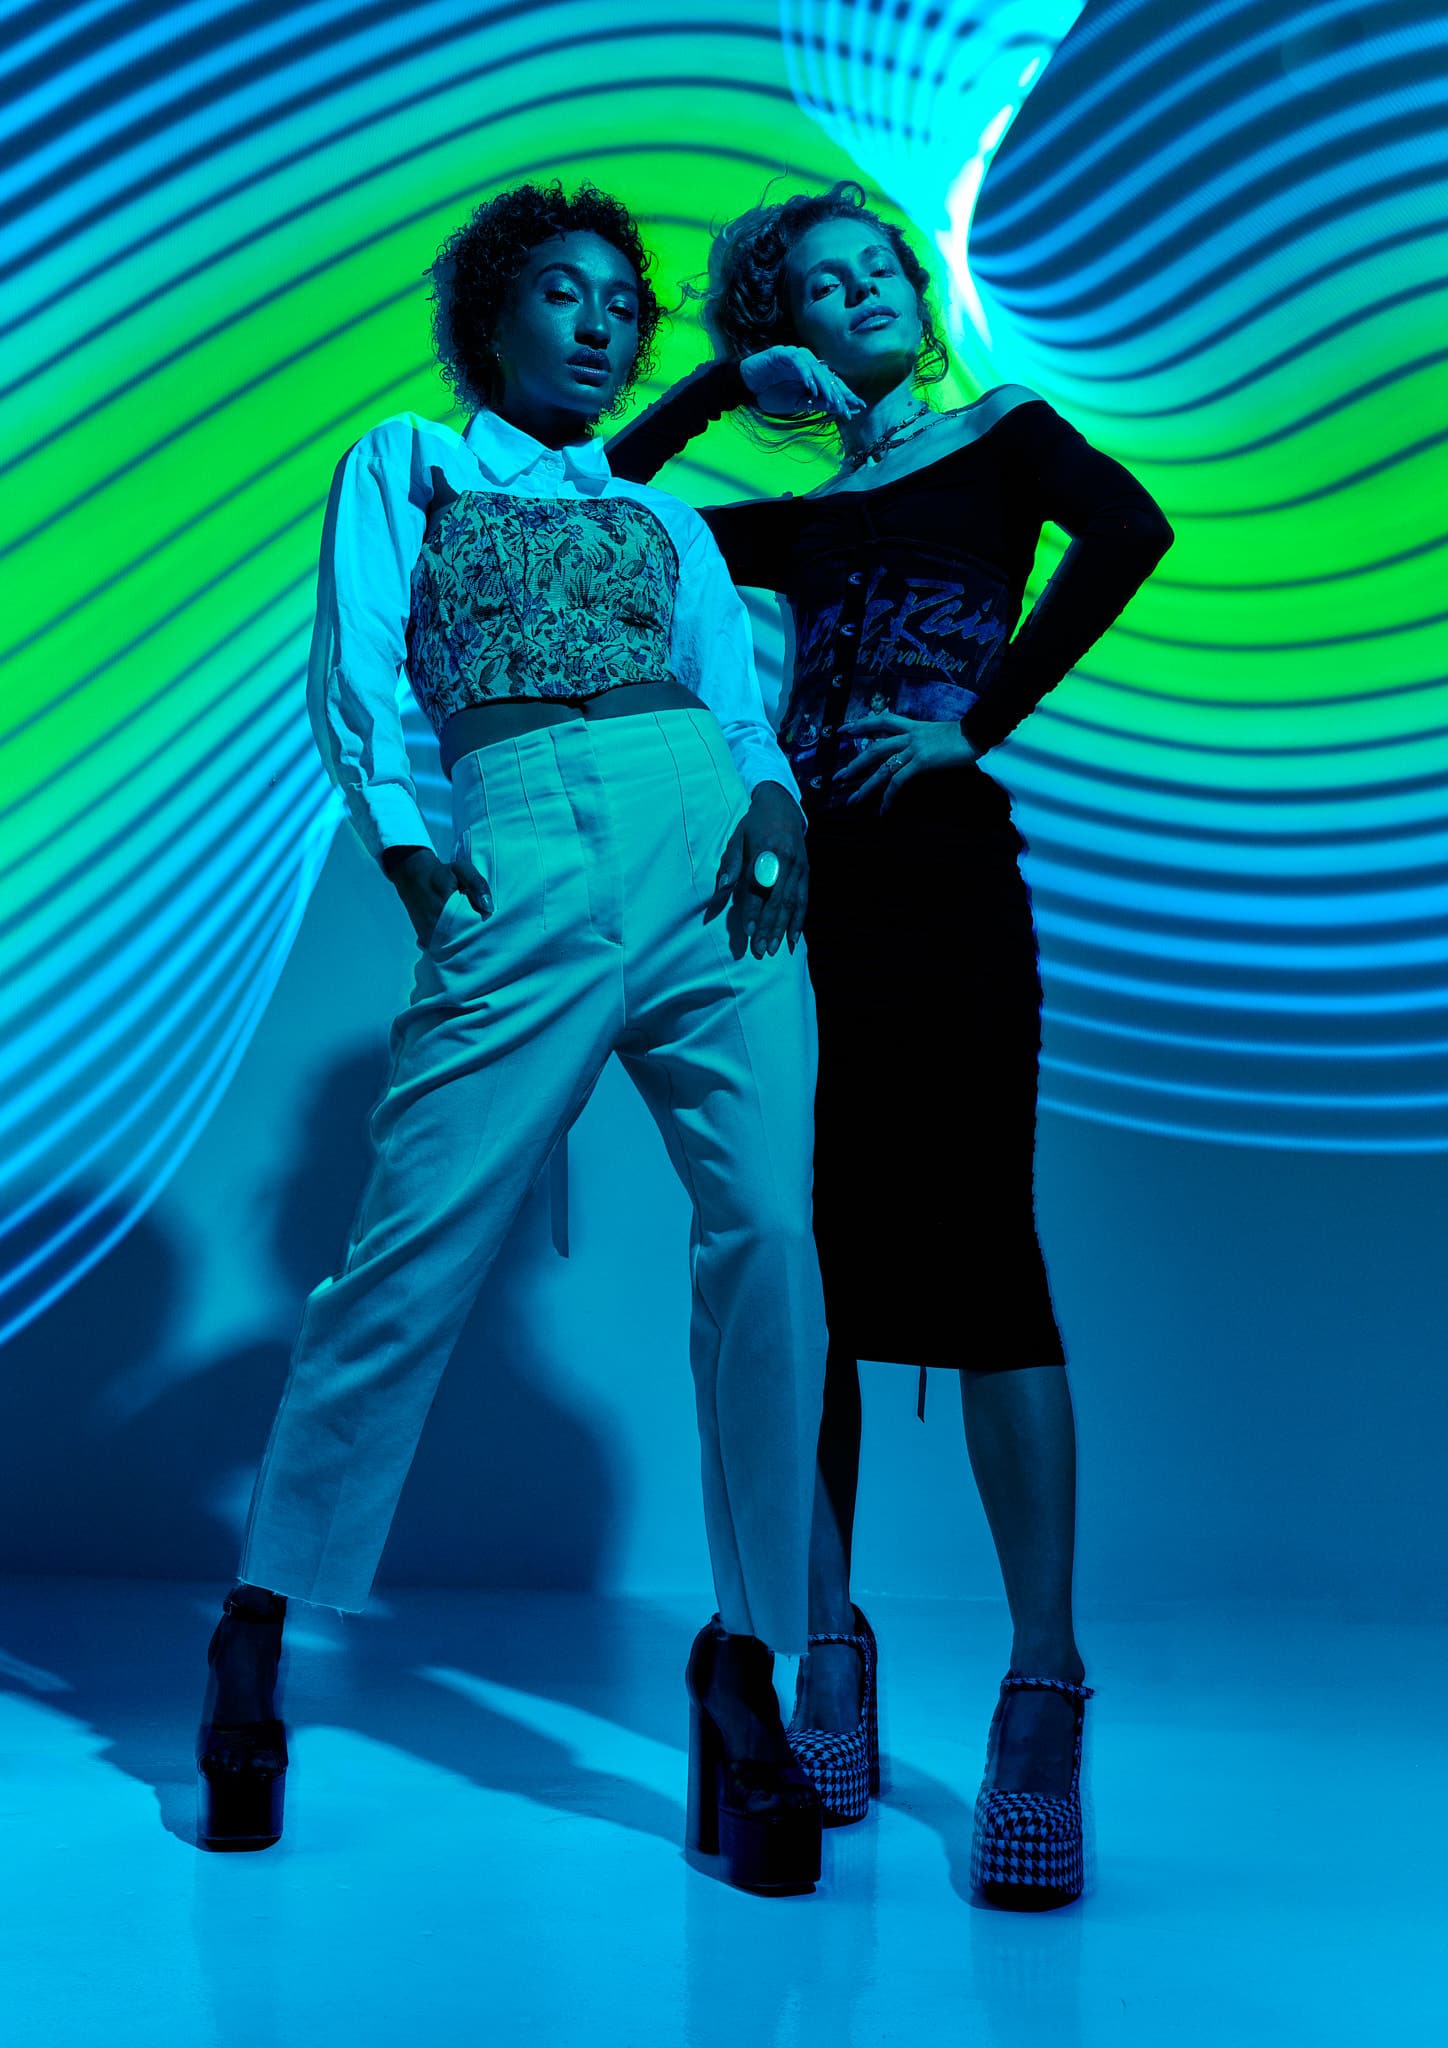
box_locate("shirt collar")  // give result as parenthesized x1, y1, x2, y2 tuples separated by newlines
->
(464, 407, 612, 494)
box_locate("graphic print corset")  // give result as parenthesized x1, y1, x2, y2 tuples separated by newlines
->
(405, 478, 681, 730)
(779, 536, 1014, 816)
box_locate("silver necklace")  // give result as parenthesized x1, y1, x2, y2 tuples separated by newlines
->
(840, 399, 937, 473)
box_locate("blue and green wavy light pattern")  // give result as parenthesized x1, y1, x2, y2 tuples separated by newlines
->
(2, 0, 1445, 1346)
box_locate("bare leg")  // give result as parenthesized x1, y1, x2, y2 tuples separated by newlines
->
(960, 1365, 1086, 1793)
(795, 1352, 1087, 1772)
(795, 1339, 867, 1730)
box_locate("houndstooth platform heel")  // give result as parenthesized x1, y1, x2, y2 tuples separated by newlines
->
(786, 1605, 880, 1826)
(970, 1672, 1095, 1908)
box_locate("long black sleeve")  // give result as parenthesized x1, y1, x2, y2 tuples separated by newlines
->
(961, 401, 1174, 759)
(606, 357, 795, 594)
(606, 358, 749, 483)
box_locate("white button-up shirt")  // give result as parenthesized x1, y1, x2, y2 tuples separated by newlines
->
(308, 405, 801, 858)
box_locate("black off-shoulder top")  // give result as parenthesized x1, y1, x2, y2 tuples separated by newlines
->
(607, 358, 1174, 823)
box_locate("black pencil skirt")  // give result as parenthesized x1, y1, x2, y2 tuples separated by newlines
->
(801, 773, 1066, 1394)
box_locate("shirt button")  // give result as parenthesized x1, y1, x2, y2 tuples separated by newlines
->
(840, 623, 857, 637)
(830, 676, 844, 690)
(809, 775, 822, 789)
(822, 725, 834, 736)
(847, 571, 863, 586)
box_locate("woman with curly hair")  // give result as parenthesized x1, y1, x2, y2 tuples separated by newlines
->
(608, 178, 1174, 1907)
(195, 179, 830, 1894)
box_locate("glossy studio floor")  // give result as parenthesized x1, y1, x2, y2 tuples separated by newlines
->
(3, 1580, 1443, 2047)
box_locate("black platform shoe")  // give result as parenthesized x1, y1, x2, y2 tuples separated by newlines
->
(684, 1617, 822, 1895)
(196, 1586, 289, 1851)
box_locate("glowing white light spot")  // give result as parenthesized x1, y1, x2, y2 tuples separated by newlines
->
(939, 159, 994, 346)
(979, 100, 1016, 153)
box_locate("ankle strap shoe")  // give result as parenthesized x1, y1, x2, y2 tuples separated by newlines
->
(786, 1605, 880, 1826)
(970, 1671, 1095, 1909)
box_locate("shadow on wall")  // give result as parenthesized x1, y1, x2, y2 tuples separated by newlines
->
(0, 1047, 618, 1597)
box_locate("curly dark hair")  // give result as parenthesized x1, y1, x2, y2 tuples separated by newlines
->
(690, 178, 951, 451)
(428, 178, 666, 423)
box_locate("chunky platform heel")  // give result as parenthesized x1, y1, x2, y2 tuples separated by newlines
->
(970, 1672, 1094, 1909)
(786, 1604, 879, 1826)
(196, 1588, 289, 1851)
(684, 1618, 822, 1894)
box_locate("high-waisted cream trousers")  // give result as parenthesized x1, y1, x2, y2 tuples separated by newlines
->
(239, 710, 827, 1651)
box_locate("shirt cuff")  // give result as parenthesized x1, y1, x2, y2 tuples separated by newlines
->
(350, 784, 436, 864)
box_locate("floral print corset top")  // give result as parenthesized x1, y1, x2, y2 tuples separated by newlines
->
(405, 477, 679, 727)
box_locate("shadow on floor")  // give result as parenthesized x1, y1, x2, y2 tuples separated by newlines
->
(0, 1037, 703, 1848)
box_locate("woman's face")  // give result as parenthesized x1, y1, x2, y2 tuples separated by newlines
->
(783, 218, 923, 393)
(491, 228, 642, 425)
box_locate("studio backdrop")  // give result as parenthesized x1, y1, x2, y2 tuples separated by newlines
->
(3, 0, 1445, 1612)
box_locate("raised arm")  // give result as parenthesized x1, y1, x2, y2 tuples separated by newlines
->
(961, 399, 1175, 759)
(608, 352, 837, 595)
(607, 358, 749, 484)
(609, 358, 790, 593)
(307, 416, 433, 860)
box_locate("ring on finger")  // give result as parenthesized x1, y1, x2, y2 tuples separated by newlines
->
(752, 849, 781, 890)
